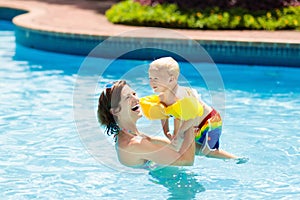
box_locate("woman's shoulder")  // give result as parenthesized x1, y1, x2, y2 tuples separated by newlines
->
(118, 134, 150, 150)
(116, 138, 149, 167)
(127, 135, 170, 154)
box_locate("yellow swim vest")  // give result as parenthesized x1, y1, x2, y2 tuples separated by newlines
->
(140, 94, 204, 120)
(139, 95, 168, 120)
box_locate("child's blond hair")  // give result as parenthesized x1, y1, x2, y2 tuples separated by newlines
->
(150, 57, 180, 78)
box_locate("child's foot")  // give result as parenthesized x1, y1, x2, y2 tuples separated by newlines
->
(235, 157, 249, 164)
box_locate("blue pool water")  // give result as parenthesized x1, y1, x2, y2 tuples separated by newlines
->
(1, 20, 300, 199)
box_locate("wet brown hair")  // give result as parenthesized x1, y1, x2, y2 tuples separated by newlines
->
(97, 80, 127, 136)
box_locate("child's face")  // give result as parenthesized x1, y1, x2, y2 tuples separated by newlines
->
(148, 67, 173, 93)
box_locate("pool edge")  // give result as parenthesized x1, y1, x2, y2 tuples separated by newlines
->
(1, 6, 300, 67)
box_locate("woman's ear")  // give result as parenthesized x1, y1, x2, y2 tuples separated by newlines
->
(110, 107, 120, 116)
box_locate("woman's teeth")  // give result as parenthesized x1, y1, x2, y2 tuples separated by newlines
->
(131, 105, 139, 111)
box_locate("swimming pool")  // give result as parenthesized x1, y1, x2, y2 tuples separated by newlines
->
(1, 20, 300, 199)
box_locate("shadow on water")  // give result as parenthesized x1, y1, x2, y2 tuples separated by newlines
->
(13, 43, 147, 78)
(0, 19, 15, 30)
(0, 21, 83, 75)
(148, 167, 205, 200)
(13, 44, 84, 75)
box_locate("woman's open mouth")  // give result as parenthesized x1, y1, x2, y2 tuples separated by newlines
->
(131, 104, 140, 111)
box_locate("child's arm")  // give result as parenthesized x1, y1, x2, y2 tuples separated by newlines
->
(161, 118, 172, 140)
(159, 92, 174, 140)
(162, 117, 188, 141)
(172, 118, 181, 138)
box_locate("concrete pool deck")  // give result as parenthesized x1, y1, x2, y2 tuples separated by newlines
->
(1, 0, 300, 43)
(0, 0, 300, 66)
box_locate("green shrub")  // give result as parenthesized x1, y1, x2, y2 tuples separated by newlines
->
(105, 0, 300, 30)
(135, 0, 300, 11)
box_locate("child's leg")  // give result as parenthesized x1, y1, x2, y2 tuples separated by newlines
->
(198, 128, 237, 159)
(203, 147, 237, 159)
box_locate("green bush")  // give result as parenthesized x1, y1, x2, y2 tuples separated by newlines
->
(105, 0, 300, 30)
(135, 0, 300, 11)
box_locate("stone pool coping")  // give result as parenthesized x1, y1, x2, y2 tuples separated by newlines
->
(0, 0, 300, 66)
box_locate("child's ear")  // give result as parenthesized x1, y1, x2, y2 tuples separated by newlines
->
(169, 75, 175, 82)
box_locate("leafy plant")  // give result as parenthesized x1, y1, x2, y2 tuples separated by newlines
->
(106, 0, 300, 30)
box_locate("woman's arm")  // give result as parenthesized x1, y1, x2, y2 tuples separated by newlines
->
(175, 127, 195, 165)
(132, 127, 195, 166)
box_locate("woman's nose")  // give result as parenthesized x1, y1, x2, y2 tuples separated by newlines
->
(132, 94, 139, 101)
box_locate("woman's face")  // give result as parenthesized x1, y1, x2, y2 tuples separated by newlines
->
(117, 84, 142, 122)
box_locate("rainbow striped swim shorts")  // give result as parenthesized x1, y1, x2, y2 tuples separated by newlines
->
(195, 109, 222, 150)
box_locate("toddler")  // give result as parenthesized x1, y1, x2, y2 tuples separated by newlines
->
(141, 57, 238, 159)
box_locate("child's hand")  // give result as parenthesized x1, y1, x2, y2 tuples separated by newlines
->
(165, 132, 173, 140)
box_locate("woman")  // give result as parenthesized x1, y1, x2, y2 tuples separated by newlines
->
(97, 80, 195, 168)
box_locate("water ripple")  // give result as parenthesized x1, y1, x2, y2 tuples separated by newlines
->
(1, 22, 300, 199)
